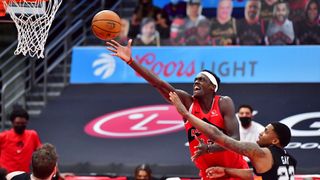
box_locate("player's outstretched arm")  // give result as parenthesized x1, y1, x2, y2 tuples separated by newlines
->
(169, 92, 268, 161)
(206, 167, 254, 180)
(106, 39, 192, 105)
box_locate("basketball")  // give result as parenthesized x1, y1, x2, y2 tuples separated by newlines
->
(91, 10, 121, 41)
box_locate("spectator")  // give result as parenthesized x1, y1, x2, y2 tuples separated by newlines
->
(6, 143, 58, 180)
(155, 10, 170, 39)
(296, 0, 320, 44)
(210, 0, 237, 45)
(163, 0, 187, 21)
(237, 105, 264, 143)
(115, 18, 130, 45)
(185, 19, 215, 45)
(266, 1, 295, 45)
(288, 0, 308, 23)
(168, 18, 186, 45)
(169, 0, 207, 45)
(134, 17, 160, 46)
(237, 0, 266, 45)
(128, 0, 162, 38)
(134, 164, 152, 180)
(0, 107, 41, 173)
(183, 0, 207, 30)
(260, 0, 278, 22)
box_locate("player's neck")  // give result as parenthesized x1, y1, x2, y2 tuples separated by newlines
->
(198, 94, 215, 114)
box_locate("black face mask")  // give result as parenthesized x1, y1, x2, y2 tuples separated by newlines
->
(239, 117, 252, 128)
(14, 125, 26, 135)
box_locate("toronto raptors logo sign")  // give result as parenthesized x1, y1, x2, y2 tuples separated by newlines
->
(85, 105, 184, 138)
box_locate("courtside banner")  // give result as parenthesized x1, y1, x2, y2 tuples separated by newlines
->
(70, 46, 320, 83)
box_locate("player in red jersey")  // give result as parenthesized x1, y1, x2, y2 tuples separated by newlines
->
(106, 39, 249, 180)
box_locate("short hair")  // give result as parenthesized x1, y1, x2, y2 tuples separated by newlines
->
(201, 69, 221, 87)
(140, 17, 155, 29)
(9, 107, 29, 122)
(270, 122, 291, 147)
(273, 1, 290, 17)
(135, 164, 152, 179)
(32, 143, 58, 179)
(238, 104, 253, 113)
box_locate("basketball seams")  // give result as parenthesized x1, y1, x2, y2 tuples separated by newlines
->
(92, 19, 121, 25)
(91, 25, 121, 33)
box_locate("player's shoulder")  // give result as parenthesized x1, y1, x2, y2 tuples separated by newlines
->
(218, 95, 234, 104)
(0, 129, 12, 138)
(25, 129, 39, 136)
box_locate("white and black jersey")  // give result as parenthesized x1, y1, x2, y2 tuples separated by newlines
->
(254, 145, 297, 180)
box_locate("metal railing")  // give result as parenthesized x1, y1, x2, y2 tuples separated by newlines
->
(0, 0, 123, 131)
(1, 20, 86, 130)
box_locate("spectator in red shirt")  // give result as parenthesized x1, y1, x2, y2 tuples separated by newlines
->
(0, 107, 41, 173)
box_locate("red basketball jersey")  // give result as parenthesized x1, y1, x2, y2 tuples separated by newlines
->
(185, 95, 248, 180)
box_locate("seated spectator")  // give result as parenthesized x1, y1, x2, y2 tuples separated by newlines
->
(288, 0, 308, 23)
(183, 0, 207, 30)
(266, 1, 295, 45)
(134, 17, 160, 46)
(186, 19, 215, 46)
(260, 0, 278, 22)
(167, 18, 186, 45)
(134, 164, 152, 180)
(6, 143, 58, 180)
(163, 0, 187, 21)
(128, 0, 162, 38)
(169, 0, 207, 45)
(237, 0, 266, 45)
(115, 18, 130, 45)
(210, 0, 237, 45)
(296, 0, 320, 44)
(155, 10, 170, 39)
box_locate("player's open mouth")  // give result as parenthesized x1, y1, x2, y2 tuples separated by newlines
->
(194, 86, 201, 92)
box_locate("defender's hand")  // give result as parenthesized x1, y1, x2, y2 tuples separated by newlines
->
(191, 136, 208, 161)
(206, 166, 226, 178)
(169, 92, 188, 117)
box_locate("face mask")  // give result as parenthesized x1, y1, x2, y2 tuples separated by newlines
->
(239, 117, 252, 128)
(171, 0, 180, 5)
(14, 125, 26, 134)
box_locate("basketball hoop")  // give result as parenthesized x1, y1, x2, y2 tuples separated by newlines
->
(1, 0, 62, 59)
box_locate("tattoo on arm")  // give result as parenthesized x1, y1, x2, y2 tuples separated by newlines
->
(221, 138, 265, 159)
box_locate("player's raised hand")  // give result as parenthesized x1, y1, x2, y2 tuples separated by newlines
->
(206, 166, 226, 178)
(106, 39, 132, 63)
(191, 136, 208, 161)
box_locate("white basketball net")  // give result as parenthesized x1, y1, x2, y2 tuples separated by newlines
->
(3, 0, 62, 59)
